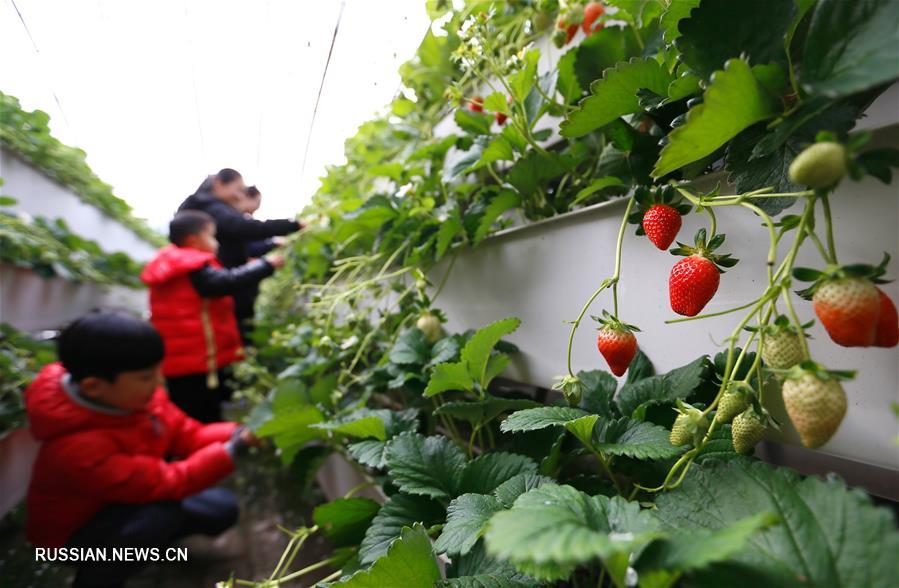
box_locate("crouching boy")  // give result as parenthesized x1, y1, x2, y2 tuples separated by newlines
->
(141, 210, 284, 422)
(25, 310, 257, 588)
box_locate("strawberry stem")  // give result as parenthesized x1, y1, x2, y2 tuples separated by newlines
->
(781, 284, 810, 359)
(564, 196, 635, 376)
(820, 192, 838, 264)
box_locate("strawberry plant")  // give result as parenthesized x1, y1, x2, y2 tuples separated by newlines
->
(224, 0, 899, 585)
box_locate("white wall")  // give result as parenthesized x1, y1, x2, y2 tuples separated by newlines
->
(0, 148, 158, 262)
(433, 129, 899, 473)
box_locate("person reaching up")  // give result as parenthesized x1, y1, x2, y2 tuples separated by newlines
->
(141, 210, 284, 422)
(179, 169, 301, 342)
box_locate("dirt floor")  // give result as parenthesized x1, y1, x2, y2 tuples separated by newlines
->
(0, 450, 336, 588)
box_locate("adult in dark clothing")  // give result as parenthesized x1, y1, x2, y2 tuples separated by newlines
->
(178, 169, 301, 342)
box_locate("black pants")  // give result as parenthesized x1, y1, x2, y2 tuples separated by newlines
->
(66, 487, 239, 588)
(166, 369, 233, 423)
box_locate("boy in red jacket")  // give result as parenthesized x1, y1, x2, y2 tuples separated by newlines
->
(141, 210, 284, 422)
(26, 310, 257, 588)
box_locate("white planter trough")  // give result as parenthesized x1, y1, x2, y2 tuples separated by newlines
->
(433, 125, 899, 497)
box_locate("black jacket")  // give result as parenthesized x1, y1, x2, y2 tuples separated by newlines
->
(178, 190, 300, 268)
(178, 190, 300, 325)
(188, 259, 275, 298)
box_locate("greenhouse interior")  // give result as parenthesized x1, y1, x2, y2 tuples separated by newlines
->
(1, 0, 898, 587)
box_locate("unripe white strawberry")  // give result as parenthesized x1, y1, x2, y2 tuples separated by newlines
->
(788, 142, 847, 188)
(416, 313, 444, 344)
(782, 369, 847, 449)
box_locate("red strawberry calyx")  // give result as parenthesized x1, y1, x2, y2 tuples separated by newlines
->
(670, 228, 739, 273)
(792, 252, 891, 300)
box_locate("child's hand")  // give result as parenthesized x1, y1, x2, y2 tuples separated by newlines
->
(272, 236, 289, 247)
(239, 429, 262, 448)
(265, 253, 285, 268)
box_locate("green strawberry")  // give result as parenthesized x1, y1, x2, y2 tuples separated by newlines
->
(731, 409, 766, 454)
(670, 402, 708, 446)
(715, 382, 751, 423)
(788, 141, 847, 188)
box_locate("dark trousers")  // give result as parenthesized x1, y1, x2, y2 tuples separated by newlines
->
(166, 369, 233, 423)
(66, 488, 239, 588)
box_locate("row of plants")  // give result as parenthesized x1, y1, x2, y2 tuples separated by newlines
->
(0, 324, 55, 437)
(220, 0, 899, 585)
(0, 91, 164, 246)
(1, 191, 144, 288)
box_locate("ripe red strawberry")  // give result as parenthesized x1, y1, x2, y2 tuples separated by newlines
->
(593, 311, 639, 376)
(495, 111, 507, 125)
(468, 97, 484, 112)
(874, 288, 898, 348)
(813, 277, 880, 347)
(582, 2, 605, 34)
(668, 230, 737, 317)
(557, 19, 578, 45)
(670, 256, 719, 317)
(643, 204, 682, 250)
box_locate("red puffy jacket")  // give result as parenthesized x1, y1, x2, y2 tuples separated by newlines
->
(25, 363, 238, 547)
(141, 245, 243, 379)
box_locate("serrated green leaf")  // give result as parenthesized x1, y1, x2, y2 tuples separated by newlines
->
(577, 369, 618, 417)
(458, 452, 537, 495)
(654, 459, 899, 587)
(636, 512, 780, 579)
(509, 49, 540, 103)
(434, 494, 503, 556)
(255, 405, 326, 465)
(336, 524, 439, 587)
(460, 317, 521, 387)
(442, 543, 539, 587)
(313, 498, 381, 547)
(500, 406, 589, 433)
(564, 414, 599, 446)
(561, 58, 673, 138)
(359, 494, 445, 564)
(474, 191, 520, 246)
(556, 47, 582, 104)
(346, 409, 419, 469)
(626, 349, 655, 384)
(570, 177, 626, 207)
(436, 214, 463, 260)
(384, 432, 466, 499)
(455, 109, 493, 136)
(434, 395, 539, 426)
(591, 417, 683, 460)
(484, 484, 660, 581)
(675, 0, 796, 79)
(313, 415, 386, 441)
(800, 0, 899, 98)
(389, 328, 431, 365)
(616, 356, 709, 417)
(574, 26, 641, 91)
(483, 92, 508, 114)
(492, 473, 554, 509)
(653, 59, 779, 178)
(659, 0, 700, 42)
(425, 361, 474, 397)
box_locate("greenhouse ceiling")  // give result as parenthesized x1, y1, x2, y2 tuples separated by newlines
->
(0, 0, 431, 229)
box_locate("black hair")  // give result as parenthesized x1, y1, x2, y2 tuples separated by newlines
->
(215, 168, 242, 184)
(58, 310, 164, 382)
(169, 210, 214, 245)
(246, 185, 261, 199)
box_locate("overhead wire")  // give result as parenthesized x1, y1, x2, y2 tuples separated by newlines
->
(8, 0, 71, 128)
(299, 0, 346, 186)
